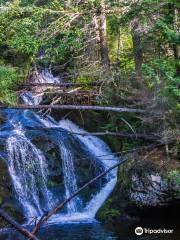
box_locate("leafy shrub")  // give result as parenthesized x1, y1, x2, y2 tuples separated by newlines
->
(0, 65, 21, 104)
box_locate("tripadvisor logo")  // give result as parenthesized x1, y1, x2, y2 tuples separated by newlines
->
(135, 227, 143, 235)
(135, 227, 174, 235)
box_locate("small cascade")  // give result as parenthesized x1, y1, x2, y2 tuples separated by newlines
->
(39, 69, 60, 84)
(34, 116, 118, 220)
(21, 92, 43, 106)
(20, 68, 61, 105)
(7, 133, 55, 220)
(58, 120, 118, 218)
(60, 143, 82, 213)
(33, 115, 82, 214)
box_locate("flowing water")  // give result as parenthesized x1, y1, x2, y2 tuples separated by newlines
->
(0, 70, 179, 239)
(0, 109, 118, 223)
(0, 69, 120, 239)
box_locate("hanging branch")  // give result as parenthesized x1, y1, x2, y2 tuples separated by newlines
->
(0, 209, 40, 240)
(29, 158, 128, 238)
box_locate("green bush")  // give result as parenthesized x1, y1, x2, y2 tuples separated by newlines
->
(0, 65, 21, 104)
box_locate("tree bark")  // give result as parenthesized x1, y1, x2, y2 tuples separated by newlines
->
(0, 208, 39, 240)
(169, 4, 180, 76)
(99, 1, 110, 68)
(131, 18, 143, 81)
(172, 43, 180, 76)
(23, 81, 103, 88)
(0, 104, 146, 113)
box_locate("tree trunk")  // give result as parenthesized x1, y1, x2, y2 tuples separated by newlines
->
(131, 18, 143, 81)
(173, 44, 180, 76)
(99, 1, 110, 69)
(170, 4, 180, 76)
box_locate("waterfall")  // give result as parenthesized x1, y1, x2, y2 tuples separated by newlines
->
(20, 68, 61, 105)
(7, 134, 55, 220)
(1, 69, 119, 223)
(60, 142, 82, 213)
(58, 120, 118, 218)
(21, 92, 43, 106)
(4, 114, 118, 222)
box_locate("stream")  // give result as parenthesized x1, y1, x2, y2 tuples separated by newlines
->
(0, 70, 179, 240)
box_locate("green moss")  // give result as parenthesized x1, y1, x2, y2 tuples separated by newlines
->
(96, 198, 121, 222)
(167, 169, 180, 197)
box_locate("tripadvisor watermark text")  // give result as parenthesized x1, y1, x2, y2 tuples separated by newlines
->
(135, 227, 174, 236)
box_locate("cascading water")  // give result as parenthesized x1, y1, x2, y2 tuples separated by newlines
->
(0, 69, 119, 223)
(20, 68, 61, 106)
(58, 120, 118, 218)
(7, 134, 55, 219)
(60, 142, 82, 213)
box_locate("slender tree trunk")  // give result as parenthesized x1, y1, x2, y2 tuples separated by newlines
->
(115, 27, 122, 81)
(131, 18, 143, 81)
(171, 5, 180, 76)
(173, 44, 180, 76)
(117, 28, 121, 67)
(99, 1, 110, 69)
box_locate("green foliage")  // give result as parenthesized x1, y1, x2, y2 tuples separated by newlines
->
(0, 1, 84, 69)
(0, 65, 21, 104)
(167, 169, 180, 186)
(167, 169, 180, 197)
(142, 59, 180, 111)
(7, 18, 40, 57)
(96, 198, 121, 222)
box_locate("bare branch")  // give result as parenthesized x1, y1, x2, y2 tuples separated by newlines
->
(0, 208, 39, 240)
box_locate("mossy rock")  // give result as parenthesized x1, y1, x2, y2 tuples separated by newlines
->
(96, 198, 121, 223)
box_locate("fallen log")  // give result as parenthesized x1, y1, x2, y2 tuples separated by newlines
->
(0, 208, 39, 240)
(25, 127, 160, 141)
(30, 158, 128, 237)
(0, 104, 146, 113)
(70, 131, 160, 141)
(23, 81, 103, 88)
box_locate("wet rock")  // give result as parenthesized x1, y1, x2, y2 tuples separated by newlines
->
(97, 158, 180, 222)
(130, 173, 168, 207)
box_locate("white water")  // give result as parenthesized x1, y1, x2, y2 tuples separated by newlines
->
(20, 68, 61, 105)
(7, 134, 56, 220)
(59, 120, 118, 218)
(5, 69, 119, 224)
(60, 142, 82, 213)
(33, 116, 118, 222)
